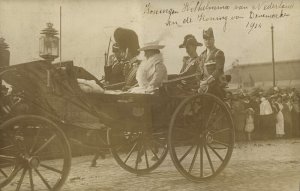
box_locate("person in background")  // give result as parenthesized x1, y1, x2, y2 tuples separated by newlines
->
(245, 108, 255, 141)
(232, 94, 246, 141)
(291, 95, 300, 137)
(259, 96, 274, 139)
(274, 96, 285, 138)
(282, 94, 293, 137)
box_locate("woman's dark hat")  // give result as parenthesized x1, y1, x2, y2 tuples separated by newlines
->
(179, 34, 202, 48)
(203, 27, 214, 40)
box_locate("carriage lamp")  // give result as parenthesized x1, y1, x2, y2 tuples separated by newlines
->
(0, 37, 10, 67)
(39, 23, 59, 62)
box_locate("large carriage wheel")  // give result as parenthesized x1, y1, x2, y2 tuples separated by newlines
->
(107, 126, 168, 175)
(0, 115, 71, 190)
(168, 93, 235, 182)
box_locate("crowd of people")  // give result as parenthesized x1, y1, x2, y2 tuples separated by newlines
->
(225, 86, 300, 141)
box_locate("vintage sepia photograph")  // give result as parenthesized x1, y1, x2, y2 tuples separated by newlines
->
(0, 0, 300, 190)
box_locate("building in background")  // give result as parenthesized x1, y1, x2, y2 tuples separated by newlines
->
(226, 59, 300, 89)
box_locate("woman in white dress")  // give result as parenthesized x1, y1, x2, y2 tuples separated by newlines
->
(129, 41, 167, 94)
(275, 97, 285, 138)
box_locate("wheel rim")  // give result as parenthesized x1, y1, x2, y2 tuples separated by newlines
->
(168, 94, 235, 181)
(108, 127, 168, 175)
(0, 115, 71, 190)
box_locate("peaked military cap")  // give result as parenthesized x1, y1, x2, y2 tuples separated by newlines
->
(203, 27, 214, 40)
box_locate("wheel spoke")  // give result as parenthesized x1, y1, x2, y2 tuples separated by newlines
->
(16, 168, 27, 191)
(208, 144, 224, 162)
(30, 128, 41, 154)
(210, 128, 230, 135)
(207, 113, 226, 130)
(123, 141, 138, 164)
(144, 145, 149, 169)
(0, 168, 8, 177)
(200, 144, 203, 178)
(179, 145, 195, 162)
(151, 139, 167, 150)
(135, 144, 143, 170)
(0, 154, 16, 162)
(28, 168, 34, 191)
(0, 144, 14, 151)
(212, 139, 229, 148)
(7, 134, 24, 154)
(188, 144, 199, 173)
(148, 144, 160, 161)
(204, 144, 215, 174)
(34, 168, 52, 190)
(33, 134, 56, 155)
(204, 103, 217, 129)
(40, 163, 62, 174)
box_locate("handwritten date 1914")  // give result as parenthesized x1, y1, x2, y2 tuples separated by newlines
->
(246, 21, 261, 34)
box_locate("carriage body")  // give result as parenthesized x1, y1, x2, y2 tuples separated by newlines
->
(0, 60, 235, 190)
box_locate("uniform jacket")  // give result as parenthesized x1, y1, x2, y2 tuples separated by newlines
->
(104, 55, 125, 84)
(197, 47, 225, 82)
(123, 56, 141, 89)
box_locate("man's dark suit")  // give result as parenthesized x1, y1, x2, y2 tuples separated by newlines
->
(197, 47, 226, 98)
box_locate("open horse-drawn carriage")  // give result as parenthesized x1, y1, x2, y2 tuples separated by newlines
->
(0, 60, 234, 190)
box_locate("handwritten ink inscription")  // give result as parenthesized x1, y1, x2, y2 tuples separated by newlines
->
(143, 0, 295, 34)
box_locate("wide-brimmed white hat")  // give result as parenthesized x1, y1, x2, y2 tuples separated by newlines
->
(138, 41, 165, 51)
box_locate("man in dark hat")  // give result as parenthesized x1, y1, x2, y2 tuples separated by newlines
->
(113, 27, 141, 90)
(104, 42, 126, 85)
(197, 27, 226, 98)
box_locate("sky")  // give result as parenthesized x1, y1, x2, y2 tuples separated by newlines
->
(0, 0, 299, 77)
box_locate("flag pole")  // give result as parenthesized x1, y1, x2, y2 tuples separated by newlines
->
(271, 24, 275, 87)
(60, 6, 62, 66)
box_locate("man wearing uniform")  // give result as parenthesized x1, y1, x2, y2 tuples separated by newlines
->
(197, 27, 226, 98)
(113, 27, 141, 90)
(104, 43, 126, 84)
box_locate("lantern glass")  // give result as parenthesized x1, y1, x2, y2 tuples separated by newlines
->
(39, 35, 59, 60)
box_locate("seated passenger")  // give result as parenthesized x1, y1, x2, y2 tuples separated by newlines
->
(197, 27, 227, 98)
(178, 34, 202, 77)
(177, 34, 203, 91)
(113, 27, 141, 91)
(104, 43, 126, 85)
(129, 41, 167, 94)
